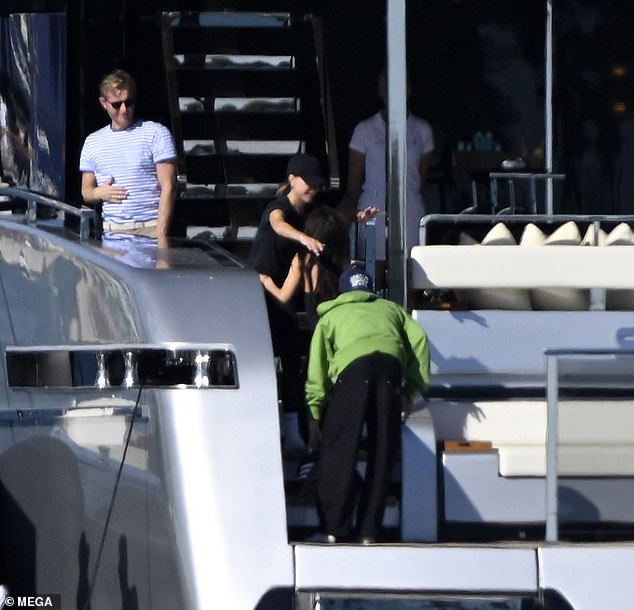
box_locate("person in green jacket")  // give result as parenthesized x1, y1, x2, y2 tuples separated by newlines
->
(305, 267, 430, 543)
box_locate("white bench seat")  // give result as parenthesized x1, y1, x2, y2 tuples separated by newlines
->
(411, 245, 634, 290)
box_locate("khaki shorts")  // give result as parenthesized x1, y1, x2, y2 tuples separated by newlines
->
(102, 219, 158, 238)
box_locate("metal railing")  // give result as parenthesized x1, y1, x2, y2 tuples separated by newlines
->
(0, 184, 95, 240)
(489, 171, 566, 215)
(310, 14, 340, 190)
(544, 348, 634, 542)
(418, 212, 634, 246)
(160, 13, 187, 181)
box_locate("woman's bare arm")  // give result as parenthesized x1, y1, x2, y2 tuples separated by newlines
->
(259, 254, 303, 304)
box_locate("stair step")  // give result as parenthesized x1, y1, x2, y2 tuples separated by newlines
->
(185, 155, 291, 184)
(187, 226, 258, 241)
(175, 69, 301, 97)
(178, 198, 267, 225)
(179, 96, 300, 114)
(180, 182, 277, 199)
(285, 457, 402, 538)
(168, 11, 291, 30)
(174, 54, 294, 70)
(171, 27, 299, 56)
(181, 112, 303, 139)
(286, 500, 401, 529)
(283, 449, 402, 485)
(174, 200, 230, 229)
(184, 140, 300, 155)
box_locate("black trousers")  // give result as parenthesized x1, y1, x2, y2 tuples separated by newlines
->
(318, 352, 401, 539)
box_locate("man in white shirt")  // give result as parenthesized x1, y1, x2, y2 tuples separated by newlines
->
(79, 70, 177, 243)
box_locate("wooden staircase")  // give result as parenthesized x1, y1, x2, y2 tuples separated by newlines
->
(161, 10, 339, 256)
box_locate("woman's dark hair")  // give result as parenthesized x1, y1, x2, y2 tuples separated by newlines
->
(302, 205, 350, 317)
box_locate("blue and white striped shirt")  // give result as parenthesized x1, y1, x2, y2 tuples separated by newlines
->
(79, 120, 176, 223)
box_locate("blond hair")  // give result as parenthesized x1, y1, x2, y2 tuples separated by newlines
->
(99, 69, 137, 98)
(275, 180, 291, 196)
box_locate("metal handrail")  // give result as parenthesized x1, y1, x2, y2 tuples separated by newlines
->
(160, 13, 187, 181)
(309, 14, 340, 190)
(418, 212, 634, 246)
(544, 347, 634, 542)
(489, 171, 566, 215)
(0, 184, 95, 240)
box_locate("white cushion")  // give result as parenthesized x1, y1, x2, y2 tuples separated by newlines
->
(531, 221, 589, 310)
(581, 224, 608, 246)
(606, 222, 634, 245)
(545, 221, 581, 245)
(481, 222, 516, 245)
(519, 223, 546, 246)
(462, 224, 531, 310)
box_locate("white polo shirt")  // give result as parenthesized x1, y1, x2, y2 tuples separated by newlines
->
(349, 111, 434, 257)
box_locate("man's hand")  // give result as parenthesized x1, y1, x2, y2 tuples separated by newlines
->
(401, 394, 414, 420)
(100, 176, 128, 203)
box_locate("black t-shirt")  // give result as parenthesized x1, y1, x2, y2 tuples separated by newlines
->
(248, 195, 304, 287)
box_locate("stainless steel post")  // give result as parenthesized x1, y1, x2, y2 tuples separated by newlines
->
(386, 0, 407, 305)
(545, 353, 559, 543)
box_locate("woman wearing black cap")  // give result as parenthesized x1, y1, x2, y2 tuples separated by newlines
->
(249, 153, 326, 285)
(259, 205, 350, 320)
(248, 153, 327, 434)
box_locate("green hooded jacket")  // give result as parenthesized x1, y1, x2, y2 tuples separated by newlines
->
(305, 290, 430, 420)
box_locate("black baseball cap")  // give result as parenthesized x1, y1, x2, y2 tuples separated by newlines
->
(286, 153, 327, 189)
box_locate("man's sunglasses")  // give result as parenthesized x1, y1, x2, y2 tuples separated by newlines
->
(107, 98, 135, 110)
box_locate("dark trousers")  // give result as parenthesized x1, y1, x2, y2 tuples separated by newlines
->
(318, 353, 402, 539)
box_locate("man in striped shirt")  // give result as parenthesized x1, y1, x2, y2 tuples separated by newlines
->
(80, 70, 177, 243)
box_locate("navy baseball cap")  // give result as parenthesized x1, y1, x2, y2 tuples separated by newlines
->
(338, 267, 374, 293)
(286, 153, 327, 189)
